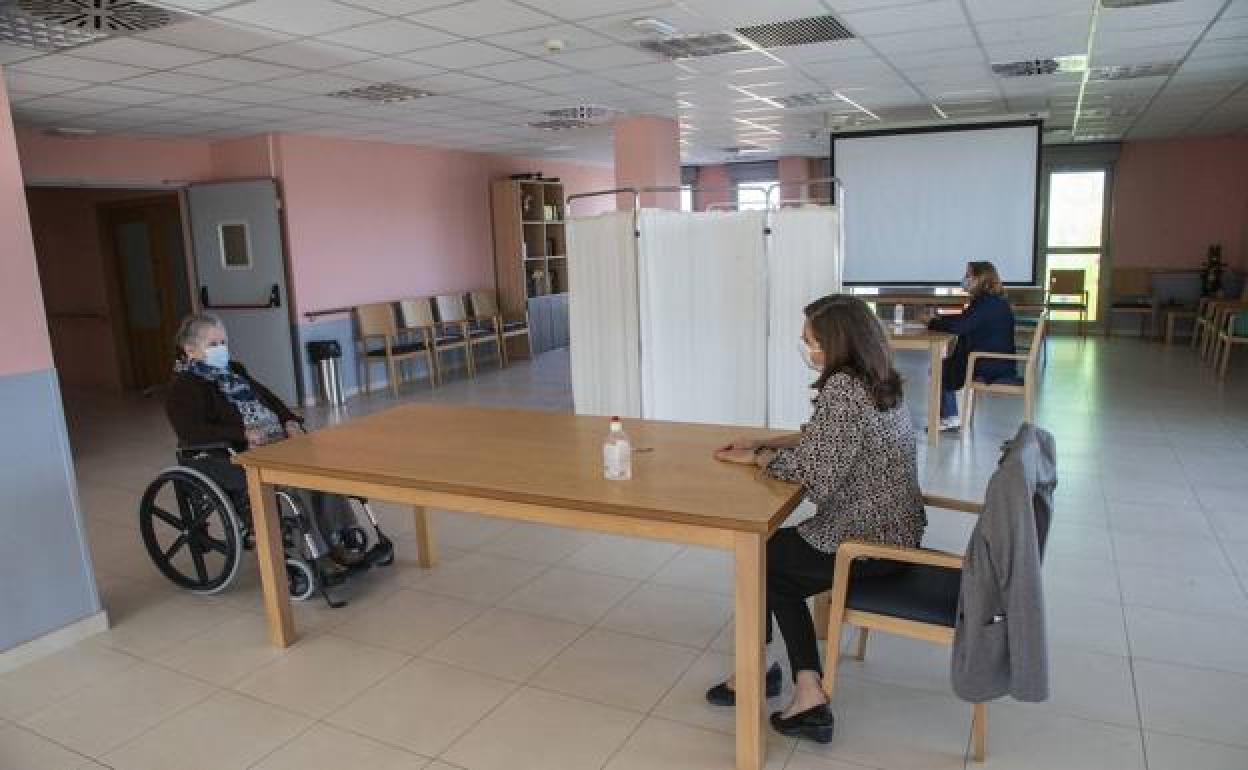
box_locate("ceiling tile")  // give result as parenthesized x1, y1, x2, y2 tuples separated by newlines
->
(578, 6, 722, 42)
(9, 55, 150, 83)
(119, 72, 235, 94)
(963, 0, 1090, 23)
(321, 19, 461, 53)
(342, 0, 471, 12)
(264, 72, 369, 94)
(775, 39, 876, 64)
(508, 0, 673, 22)
(3, 71, 89, 95)
(160, 0, 243, 9)
(205, 84, 303, 103)
(486, 23, 614, 55)
(867, 24, 977, 56)
(214, 0, 382, 36)
(407, 0, 557, 36)
(403, 40, 524, 68)
(468, 57, 570, 81)
(0, 43, 40, 64)
(137, 18, 292, 55)
(72, 85, 167, 105)
(246, 40, 377, 68)
(840, 0, 965, 36)
(549, 44, 658, 70)
(72, 38, 217, 68)
(15, 94, 121, 115)
(177, 56, 303, 82)
(155, 95, 253, 112)
(332, 58, 444, 80)
(465, 83, 549, 102)
(405, 71, 497, 91)
(678, 0, 828, 28)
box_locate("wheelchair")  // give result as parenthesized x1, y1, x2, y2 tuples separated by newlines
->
(137, 442, 394, 608)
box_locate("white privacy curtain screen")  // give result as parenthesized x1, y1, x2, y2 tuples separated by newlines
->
(638, 209, 767, 427)
(568, 210, 641, 417)
(567, 200, 843, 429)
(768, 207, 844, 430)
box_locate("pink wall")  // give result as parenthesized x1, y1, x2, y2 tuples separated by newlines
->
(16, 125, 213, 186)
(695, 164, 734, 211)
(614, 115, 680, 209)
(0, 72, 54, 378)
(1112, 135, 1248, 270)
(209, 135, 277, 180)
(272, 134, 614, 316)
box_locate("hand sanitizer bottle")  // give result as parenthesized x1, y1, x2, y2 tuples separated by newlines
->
(603, 416, 632, 481)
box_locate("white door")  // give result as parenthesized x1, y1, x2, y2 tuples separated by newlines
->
(187, 179, 298, 404)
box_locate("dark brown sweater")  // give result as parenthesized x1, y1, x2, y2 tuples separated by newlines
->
(165, 361, 299, 451)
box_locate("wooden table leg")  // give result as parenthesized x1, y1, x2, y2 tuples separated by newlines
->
(927, 341, 943, 447)
(734, 531, 766, 770)
(413, 505, 438, 568)
(245, 467, 294, 648)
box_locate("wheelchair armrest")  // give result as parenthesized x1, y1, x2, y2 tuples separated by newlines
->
(177, 441, 236, 456)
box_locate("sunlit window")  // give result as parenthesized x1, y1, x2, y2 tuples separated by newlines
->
(680, 185, 693, 212)
(737, 181, 775, 211)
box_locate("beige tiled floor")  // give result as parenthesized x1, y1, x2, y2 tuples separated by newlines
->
(5, 339, 1248, 769)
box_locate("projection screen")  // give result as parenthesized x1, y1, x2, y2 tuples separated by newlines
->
(832, 122, 1040, 285)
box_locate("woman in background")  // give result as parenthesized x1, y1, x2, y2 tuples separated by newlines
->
(706, 295, 926, 744)
(927, 261, 1017, 431)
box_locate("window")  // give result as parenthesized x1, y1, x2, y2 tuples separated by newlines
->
(680, 185, 693, 212)
(736, 181, 775, 211)
(1043, 170, 1106, 322)
(218, 221, 252, 269)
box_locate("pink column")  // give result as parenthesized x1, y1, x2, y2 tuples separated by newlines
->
(0, 67, 54, 379)
(777, 156, 812, 202)
(695, 164, 734, 211)
(614, 115, 681, 210)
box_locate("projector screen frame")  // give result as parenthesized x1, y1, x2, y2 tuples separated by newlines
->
(830, 118, 1043, 288)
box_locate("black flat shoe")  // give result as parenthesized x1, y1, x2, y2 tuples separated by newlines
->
(704, 662, 783, 706)
(769, 703, 834, 744)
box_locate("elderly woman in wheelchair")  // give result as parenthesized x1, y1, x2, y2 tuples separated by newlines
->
(138, 313, 392, 606)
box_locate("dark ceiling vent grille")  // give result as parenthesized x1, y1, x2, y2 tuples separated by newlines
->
(992, 58, 1061, 77)
(16, 0, 185, 33)
(530, 118, 591, 131)
(639, 32, 748, 59)
(542, 105, 614, 122)
(328, 83, 434, 103)
(0, 8, 100, 49)
(1088, 61, 1177, 80)
(1100, 0, 1178, 8)
(736, 14, 854, 48)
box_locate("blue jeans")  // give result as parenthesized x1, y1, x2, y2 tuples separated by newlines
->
(940, 389, 958, 419)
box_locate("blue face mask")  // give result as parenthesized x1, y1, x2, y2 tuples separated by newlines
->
(203, 344, 230, 370)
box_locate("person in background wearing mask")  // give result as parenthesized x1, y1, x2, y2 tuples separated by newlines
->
(704, 295, 926, 744)
(165, 313, 352, 577)
(926, 260, 1018, 431)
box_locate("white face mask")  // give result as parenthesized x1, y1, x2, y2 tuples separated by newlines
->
(203, 343, 229, 370)
(798, 340, 823, 371)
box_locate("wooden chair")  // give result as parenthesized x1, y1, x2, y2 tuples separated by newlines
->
(468, 290, 531, 365)
(1046, 269, 1089, 337)
(814, 492, 992, 762)
(1103, 268, 1154, 338)
(964, 314, 1048, 428)
(1214, 308, 1248, 377)
(1192, 297, 1220, 354)
(1200, 300, 1248, 362)
(354, 302, 434, 396)
(398, 297, 472, 383)
(435, 293, 500, 370)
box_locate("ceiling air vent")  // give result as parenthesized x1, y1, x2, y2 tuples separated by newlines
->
(736, 14, 854, 48)
(530, 118, 592, 131)
(639, 31, 749, 59)
(541, 105, 615, 123)
(0, 8, 99, 49)
(15, 0, 186, 33)
(327, 83, 434, 103)
(1100, 0, 1178, 8)
(1088, 61, 1177, 80)
(775, 92, 842, 109)
(993, 58, 1061, 77)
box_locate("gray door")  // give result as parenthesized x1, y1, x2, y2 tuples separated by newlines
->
(187, 180, 297, 404)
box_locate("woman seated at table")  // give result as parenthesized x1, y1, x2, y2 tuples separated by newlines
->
(927, 260, 1018, 431)
(707, 295, 926, 743)
(166, 313, 352, 576)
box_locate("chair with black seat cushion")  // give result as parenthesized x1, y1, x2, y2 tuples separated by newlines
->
(354, 302, 434, 396)
(436, 294, 500, 371)
(1104, 268, 1156, 337)
(468, 290, 530, 365)
(399, 297, 472, 383)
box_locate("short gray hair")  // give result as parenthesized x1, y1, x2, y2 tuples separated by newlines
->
(174, 313, 224, 355)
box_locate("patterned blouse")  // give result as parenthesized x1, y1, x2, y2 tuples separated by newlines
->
(766, 372, 926, 554)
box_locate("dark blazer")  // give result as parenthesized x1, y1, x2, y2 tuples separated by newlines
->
(928, 293, 1018, 391)
(166, 361, 299, 451)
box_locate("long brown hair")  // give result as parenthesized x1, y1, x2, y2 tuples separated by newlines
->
(804, 294, 903, 410)
(966, 261, 1005, 297)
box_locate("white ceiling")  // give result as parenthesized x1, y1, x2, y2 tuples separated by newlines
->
(1, 0, 1246, 164)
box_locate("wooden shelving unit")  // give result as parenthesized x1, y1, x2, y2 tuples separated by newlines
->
(490, 178, 569, 354)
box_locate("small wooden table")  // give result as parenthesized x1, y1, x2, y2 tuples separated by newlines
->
(235, 405, 803, 770)
(886, 325, 955, 446)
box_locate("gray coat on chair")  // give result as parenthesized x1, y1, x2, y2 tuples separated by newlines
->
(951, 423, 1057, 703)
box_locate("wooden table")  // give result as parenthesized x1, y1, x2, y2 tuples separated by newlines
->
(235, 405, 803, 770)
(886, 324, 955, 446)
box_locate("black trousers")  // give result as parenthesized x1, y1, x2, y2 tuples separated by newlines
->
(185, 457, 353, 556)
(766, 527, 896, 679)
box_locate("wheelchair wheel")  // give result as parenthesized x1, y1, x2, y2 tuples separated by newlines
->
(330, 526, 371, 567)
(285, 558, 317, 601)
(139, 467, 242, 594)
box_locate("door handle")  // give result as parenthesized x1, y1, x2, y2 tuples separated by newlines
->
(200, 284, 282, 310)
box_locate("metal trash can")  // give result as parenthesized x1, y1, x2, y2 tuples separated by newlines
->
(307, 340, 345, 406)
